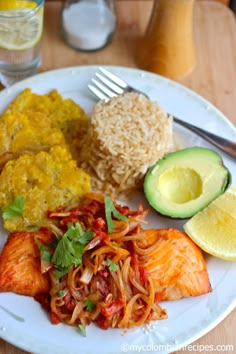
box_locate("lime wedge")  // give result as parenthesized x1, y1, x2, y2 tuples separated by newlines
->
(0, 1, 43, 51)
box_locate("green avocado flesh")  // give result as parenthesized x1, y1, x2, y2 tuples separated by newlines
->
(144, 147, 231, 218)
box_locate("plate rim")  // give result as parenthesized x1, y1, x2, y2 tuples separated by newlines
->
(0, 64, 235, 354)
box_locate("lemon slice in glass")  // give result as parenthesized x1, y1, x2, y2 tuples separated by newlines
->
(0, 1, 37, 10)
(0, 1, 43, 51)
(184, 187, 236, 261)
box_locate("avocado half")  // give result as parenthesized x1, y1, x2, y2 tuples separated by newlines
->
(144, 147, 231, 218)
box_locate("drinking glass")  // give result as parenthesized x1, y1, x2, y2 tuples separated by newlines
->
(61, 0, 116, 52)
(0, 0, 44, 87)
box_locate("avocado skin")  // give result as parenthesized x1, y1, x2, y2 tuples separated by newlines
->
(144, 147, 231, 219)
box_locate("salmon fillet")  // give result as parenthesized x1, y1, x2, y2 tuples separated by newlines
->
(0, 231, 52, 296)
(140, 228, 212, 300)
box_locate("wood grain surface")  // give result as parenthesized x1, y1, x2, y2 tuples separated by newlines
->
(0, 1, 235, 353)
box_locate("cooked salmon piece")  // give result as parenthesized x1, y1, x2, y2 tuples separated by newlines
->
(0, 231, 52, 296)
(140, 228, 212, 300)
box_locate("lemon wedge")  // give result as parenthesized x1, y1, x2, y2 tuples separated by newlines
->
(0, 1, 43, 51)
(183, 187, 236, 261)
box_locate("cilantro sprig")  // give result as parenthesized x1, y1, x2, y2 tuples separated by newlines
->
(2, 196, 25, 219)
(78, 323, 86, 337)
(85, 298, 96, 312)
(106, 257, 119, 272)
(52, 222, 93, 278)
(34, 237, 57, 263)
(57, 290, 65, 298)
(104, 196, 129, 233)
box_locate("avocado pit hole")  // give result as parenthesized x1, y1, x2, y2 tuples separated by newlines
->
(157, 167, 202, 204)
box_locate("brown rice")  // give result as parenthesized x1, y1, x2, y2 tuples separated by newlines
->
(80, 92, 174, 198)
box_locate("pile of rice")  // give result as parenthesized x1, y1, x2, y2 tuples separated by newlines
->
(80, 92, 174, 198)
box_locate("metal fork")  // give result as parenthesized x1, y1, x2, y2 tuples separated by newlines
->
(88, 67, 236, 159)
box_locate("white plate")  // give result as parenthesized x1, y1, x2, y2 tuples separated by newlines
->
(0, 66, 235, 354)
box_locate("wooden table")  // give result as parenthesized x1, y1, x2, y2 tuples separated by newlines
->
(0, 1, 235, 353)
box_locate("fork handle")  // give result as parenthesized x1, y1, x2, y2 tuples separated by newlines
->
(173, 116, 236, 159)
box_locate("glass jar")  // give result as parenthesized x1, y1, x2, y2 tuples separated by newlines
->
(136, 0, 195, 80)
(61, 0, 116, 52)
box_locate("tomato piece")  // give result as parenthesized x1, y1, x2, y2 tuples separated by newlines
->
(101, 298, 125, 319)
(34, 293, 51, 312)
(94, 230, 109, 241)
(98, 269, 109, 278)
(139, 266, 147, 285)
(63, 292, 77, 312)
(50, 311, 61, 325)
(96, 315, 110, 329)
(93, 217, 106, 231)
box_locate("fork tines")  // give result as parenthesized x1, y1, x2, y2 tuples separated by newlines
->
(88, 67, 128, 101)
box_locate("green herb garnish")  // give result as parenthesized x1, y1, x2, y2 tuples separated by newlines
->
(41, 251, 52, 262)
(106, 257, 119, 272)
(112, 241, 120, 248)
(78, 323, 86, 337)
(2, 196, 25, 219)
(34, 237, 50, 252)
(104, 196, 129, 233)
(52, 222, 93, 278)
(57, 290, 65, 298)
(85, 298, 95, 312)
(53, 267, 70, 279)
(34, 237, 57, 263)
